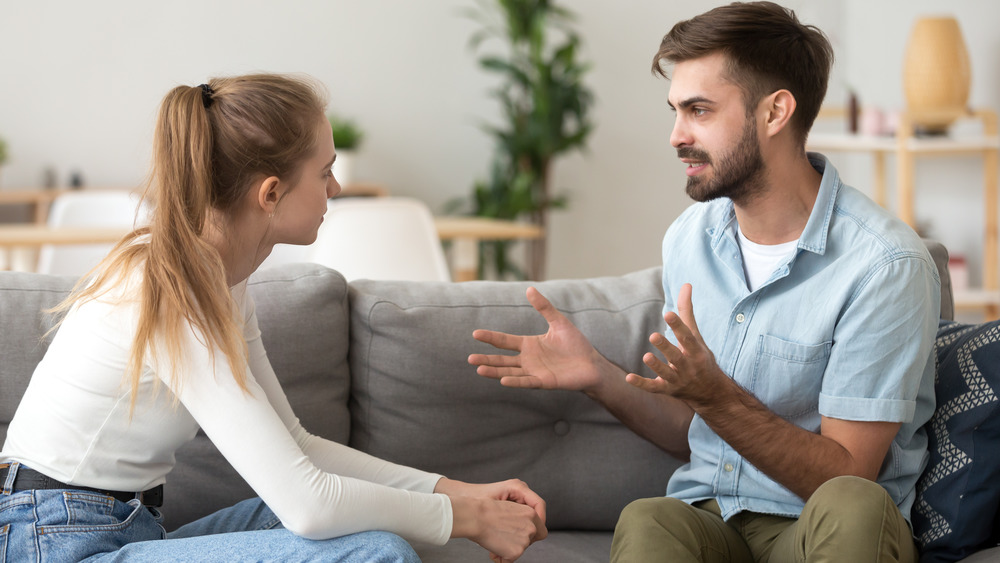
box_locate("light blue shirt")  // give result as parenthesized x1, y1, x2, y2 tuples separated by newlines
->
(662, 153, 939, 523)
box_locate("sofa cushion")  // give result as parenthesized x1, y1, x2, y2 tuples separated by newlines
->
(348, 267, 685, 531)
(412, 530, 612, 562)
(913, 320, 1000, 563)
(0, 272, 75, 443)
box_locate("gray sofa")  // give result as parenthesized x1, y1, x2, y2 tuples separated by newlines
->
(1, 240, 997, 562)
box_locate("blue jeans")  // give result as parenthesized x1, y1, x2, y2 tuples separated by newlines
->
(1, 462, 420, 562)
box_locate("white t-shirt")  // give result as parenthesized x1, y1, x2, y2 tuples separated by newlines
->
(0, 270, 452, 543)
(737, 226, 799, 292)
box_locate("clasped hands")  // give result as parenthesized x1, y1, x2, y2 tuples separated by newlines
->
(469, 283, 724, 408)
(436, 477, 547, 563)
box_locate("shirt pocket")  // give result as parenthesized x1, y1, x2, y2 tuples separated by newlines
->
(750, 335, 832, 419)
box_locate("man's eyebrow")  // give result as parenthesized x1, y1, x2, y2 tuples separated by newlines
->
(668, 96, 715, 111)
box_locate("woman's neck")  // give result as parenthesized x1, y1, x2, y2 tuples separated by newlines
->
(203, 210, 272, 287)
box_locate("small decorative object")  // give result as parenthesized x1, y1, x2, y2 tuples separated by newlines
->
(902, 16, 971, 135)
(42, 166, 57, 190)
(848, 91, 859, 134)
(69, 170, 84, 189)
(860, 107, 884, 137)
(328, 114, 363, 187)
(948, 254, 969, 291)
(0, 136, 8, 186)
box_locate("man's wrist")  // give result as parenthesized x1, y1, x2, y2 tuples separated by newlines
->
(582, 353, 626, 399)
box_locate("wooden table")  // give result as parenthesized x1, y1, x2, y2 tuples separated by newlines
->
(0, 184, 388, 226)
(0, 189, 89, 224)
(0, 218, 543, 281)
(434, 217, 544, 282)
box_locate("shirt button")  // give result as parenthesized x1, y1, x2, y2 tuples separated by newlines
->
(735, 313, 746, 323)
(724, 463, 735, 472)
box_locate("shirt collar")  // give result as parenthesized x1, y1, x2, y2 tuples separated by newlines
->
(797, 152, 840, 256)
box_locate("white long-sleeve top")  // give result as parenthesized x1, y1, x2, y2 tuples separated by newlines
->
(1, 272, 452, 543)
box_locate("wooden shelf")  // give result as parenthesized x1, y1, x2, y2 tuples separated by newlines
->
(954, 289, 1000, 310)
(808, 109, 1000, 320)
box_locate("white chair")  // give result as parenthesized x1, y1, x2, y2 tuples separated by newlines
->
(306, 197, 451, 282)
(36, 191, 146, 276)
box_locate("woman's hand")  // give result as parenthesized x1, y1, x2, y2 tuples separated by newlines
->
(437, 478, 548, 562)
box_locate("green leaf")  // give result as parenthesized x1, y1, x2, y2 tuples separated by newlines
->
(327, 114, 364, 150)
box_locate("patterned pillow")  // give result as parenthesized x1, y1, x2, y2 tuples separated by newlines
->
(913, 320, 1000, 563)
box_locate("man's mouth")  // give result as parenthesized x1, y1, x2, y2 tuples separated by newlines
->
(682, 160, 709, 176)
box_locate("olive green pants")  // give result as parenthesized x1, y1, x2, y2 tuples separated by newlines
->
(610, 476, 918, 563)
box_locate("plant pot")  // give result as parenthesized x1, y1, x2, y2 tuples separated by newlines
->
(333, 150, 355, 187)
(902, 16, 971, 135)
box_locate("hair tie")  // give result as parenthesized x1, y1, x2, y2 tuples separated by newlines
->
(198, 84, 214, 109)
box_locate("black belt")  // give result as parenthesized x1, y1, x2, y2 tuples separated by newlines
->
(0, 464, 163, 507)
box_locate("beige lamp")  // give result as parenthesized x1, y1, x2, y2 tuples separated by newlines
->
(902, 16, 971, 135)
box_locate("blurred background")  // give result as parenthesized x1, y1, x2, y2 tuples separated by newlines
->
(0, 0, 998, 282)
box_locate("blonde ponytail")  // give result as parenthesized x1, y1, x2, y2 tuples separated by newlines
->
(53, 74, 328, 410)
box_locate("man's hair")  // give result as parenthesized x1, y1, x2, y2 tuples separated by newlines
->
(652, 1, 833, 146)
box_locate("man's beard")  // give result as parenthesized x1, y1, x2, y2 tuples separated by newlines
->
(679, 119, 765, 205)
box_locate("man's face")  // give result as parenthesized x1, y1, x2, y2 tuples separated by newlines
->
(667, 53, 765, 204)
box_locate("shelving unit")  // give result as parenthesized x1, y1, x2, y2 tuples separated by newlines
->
(808, 109, 1000, 319)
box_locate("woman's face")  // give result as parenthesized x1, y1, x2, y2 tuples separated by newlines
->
(271, 114, 341, 245)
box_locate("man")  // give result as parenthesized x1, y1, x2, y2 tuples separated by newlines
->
(468, 2, 940, 561)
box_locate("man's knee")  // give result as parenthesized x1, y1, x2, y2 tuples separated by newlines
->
(805, 475, 892, 523)
(797, 476, 917, 562)
(616, 496, 691, 533)
(613, 497, 696, 562)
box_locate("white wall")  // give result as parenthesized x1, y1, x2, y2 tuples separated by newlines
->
(1, 1, 997, 280)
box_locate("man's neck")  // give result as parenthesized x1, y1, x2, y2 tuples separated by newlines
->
(733, 153, 822, 245)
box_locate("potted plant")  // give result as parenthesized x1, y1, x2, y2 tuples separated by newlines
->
(456, 0, 594, 280)
(329, 114, 364, 187)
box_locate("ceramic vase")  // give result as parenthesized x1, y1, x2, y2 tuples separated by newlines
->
(902, 16, 971, 134)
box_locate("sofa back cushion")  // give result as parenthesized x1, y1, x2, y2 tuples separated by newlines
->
(0, 272, 73, 444)
(0, 263, 352, 531)
(348, 267, 685, 531)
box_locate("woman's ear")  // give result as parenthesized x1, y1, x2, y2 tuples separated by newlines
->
(762, 89, 796, 138)
(255, 176, 283, 217)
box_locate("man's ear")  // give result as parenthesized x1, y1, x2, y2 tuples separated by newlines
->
(761, 89, 796, 138)
(255, 176, 284, 216)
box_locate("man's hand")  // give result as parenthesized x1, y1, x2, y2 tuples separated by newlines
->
(469, 287, 608, 392)
(625, 283, 727, 406)
(628, 284, 903, 500)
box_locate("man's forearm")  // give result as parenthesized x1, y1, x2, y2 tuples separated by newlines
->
(694, 377, 865, 500)
(585, 358, 694, 460)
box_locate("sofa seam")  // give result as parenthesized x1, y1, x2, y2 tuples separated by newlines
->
(362, 297, 665, 315)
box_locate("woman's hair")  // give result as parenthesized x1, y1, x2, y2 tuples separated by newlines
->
(651, 1, 833, 147)
(56, 73, 328, 408)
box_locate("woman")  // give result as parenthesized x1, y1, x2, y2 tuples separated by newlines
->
(0, 74, 546, 562)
